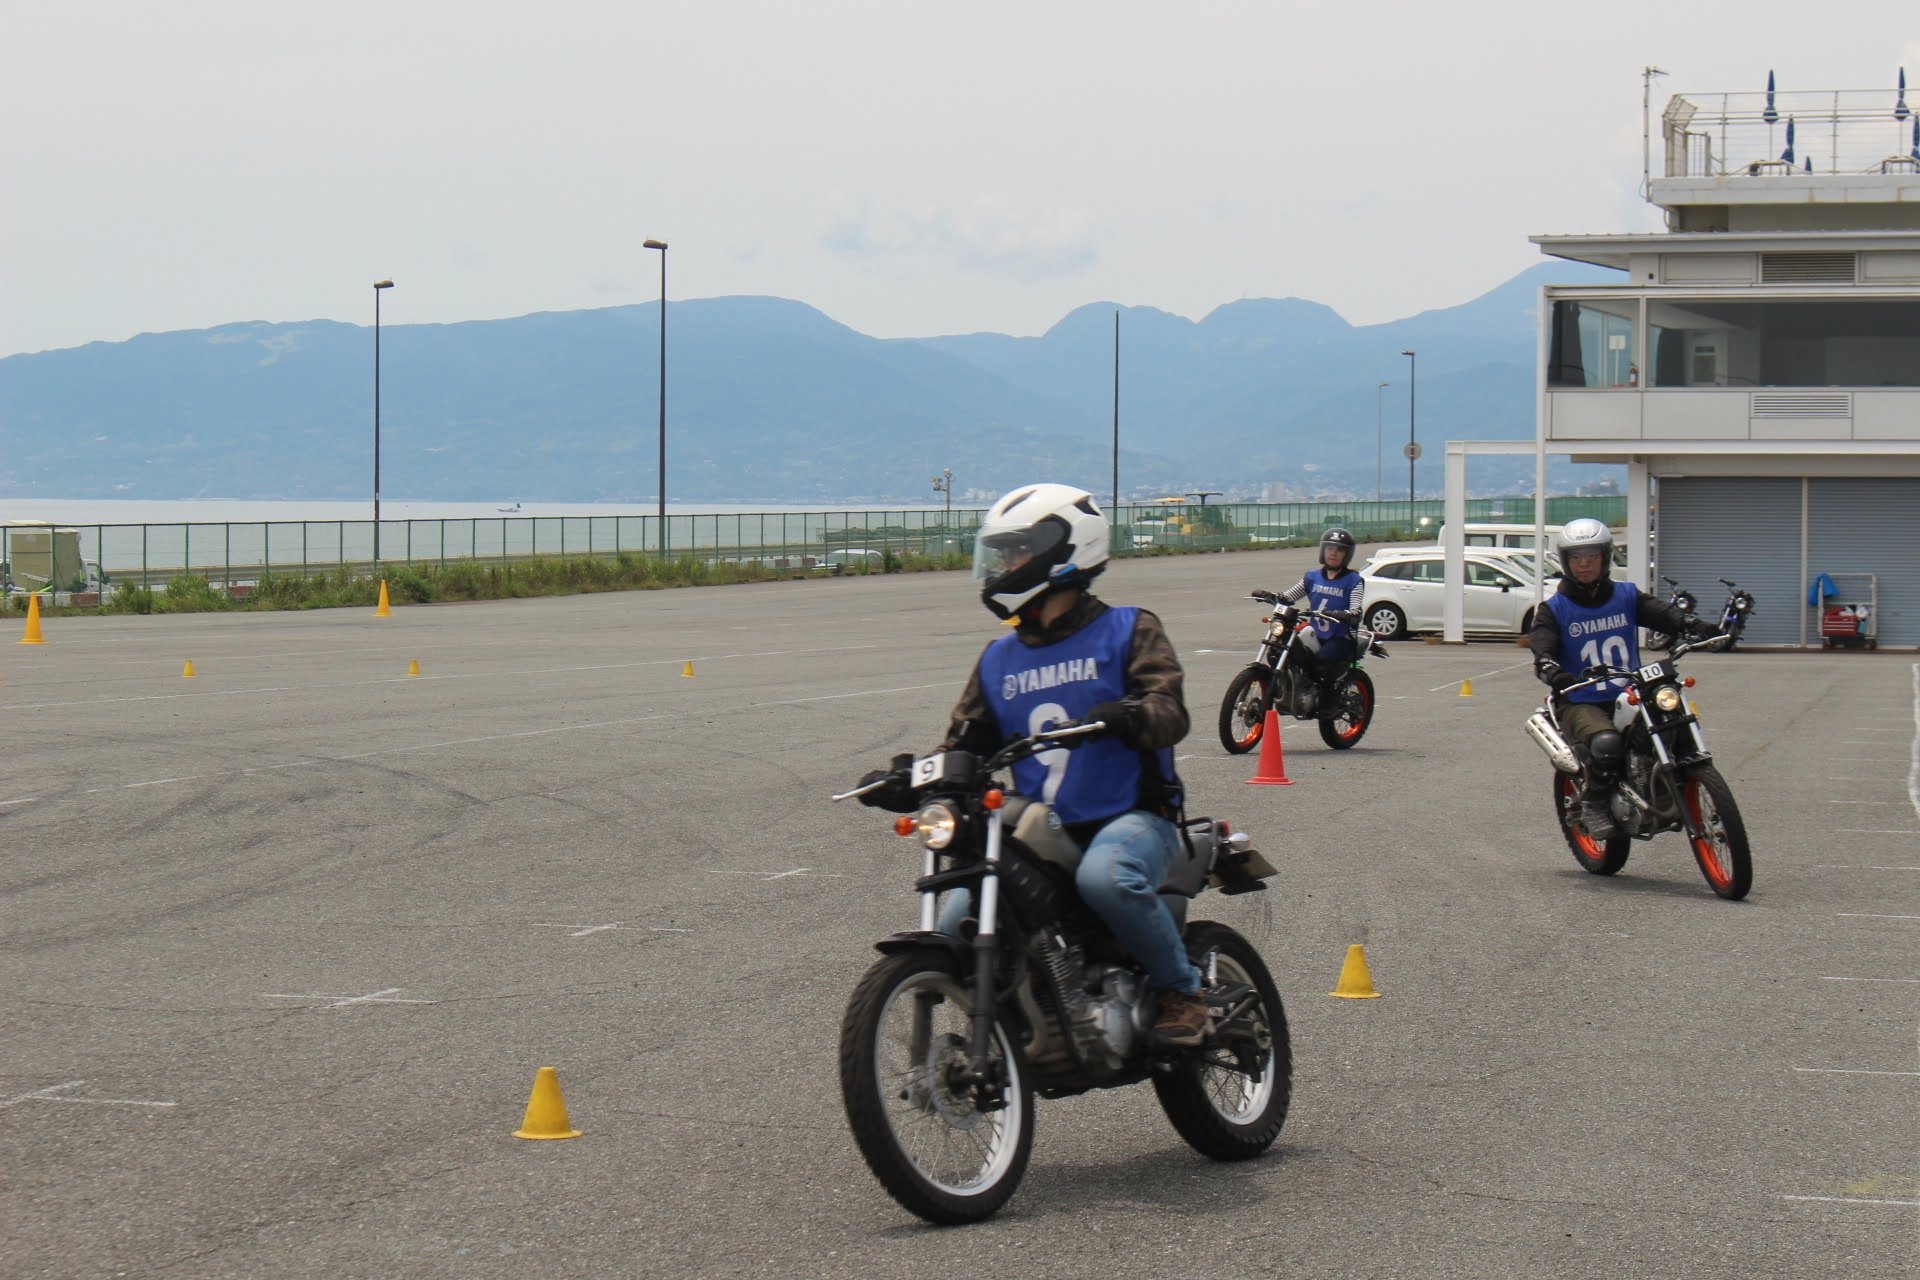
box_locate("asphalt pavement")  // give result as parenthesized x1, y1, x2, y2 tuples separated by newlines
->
(3, 547, 1916, 1279)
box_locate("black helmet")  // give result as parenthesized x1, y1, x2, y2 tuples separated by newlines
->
(1319, 527, 1356, 567)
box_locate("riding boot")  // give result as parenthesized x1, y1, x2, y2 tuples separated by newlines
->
(1581, 773, 1621, 839)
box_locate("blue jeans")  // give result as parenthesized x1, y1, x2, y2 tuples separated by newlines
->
(938, 810, 1201, 994)
(1313, 633, 1355, 669)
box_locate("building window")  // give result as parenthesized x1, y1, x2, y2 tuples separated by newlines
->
(1645, 298, 1920, 387)
(1549, 300, 1638, 387)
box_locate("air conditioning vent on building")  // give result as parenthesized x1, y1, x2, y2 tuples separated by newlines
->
(1758, 252, 1858, 283)
(1751, 392, 1853, 419)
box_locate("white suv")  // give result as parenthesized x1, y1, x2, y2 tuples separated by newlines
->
(1359, 551, 1543, 639)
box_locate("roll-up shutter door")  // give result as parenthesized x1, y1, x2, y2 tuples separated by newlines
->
(1808, 478, 1920, 648)
(1653, 478, 1801, 646)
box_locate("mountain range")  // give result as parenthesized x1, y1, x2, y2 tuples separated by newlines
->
(0, 261, 1621, 503)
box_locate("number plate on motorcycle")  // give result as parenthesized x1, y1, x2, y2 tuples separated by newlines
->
(1636, 662, 1667, 683)
(910, 754, 948, 787)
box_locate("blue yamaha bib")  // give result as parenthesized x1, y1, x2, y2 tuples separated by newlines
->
(1551, 580, 1641, 703)
(979, 605, 1178, 825)
(1305, 569, 1363, 639)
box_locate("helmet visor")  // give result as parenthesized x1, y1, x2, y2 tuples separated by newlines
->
(972, 520, 1068, 584)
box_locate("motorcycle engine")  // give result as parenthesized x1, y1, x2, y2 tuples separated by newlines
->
(1282, 669, 1317, 718)
(1076, 965, 1150, 1071)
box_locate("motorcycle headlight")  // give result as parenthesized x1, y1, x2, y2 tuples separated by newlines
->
(1653, 685, 1683, 713)
(1735, 599, 1751, 612)
(914, 802, 960, 850)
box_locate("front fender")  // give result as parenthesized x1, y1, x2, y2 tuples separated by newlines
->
(872, 930, 970, 962)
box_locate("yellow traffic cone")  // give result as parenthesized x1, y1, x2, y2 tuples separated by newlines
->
(1459, 678, 1474, 697)
(375, 579, 392, 617)
(181, 659, 197, 678)
(1330, 944, 1382, 999)
(406, 659, 421, 677)
(513, 1066, 581, 1140)
(681, 660, 695, 678)
(19, 593, 45, 644)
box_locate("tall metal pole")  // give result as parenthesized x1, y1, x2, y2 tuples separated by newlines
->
(373, 279, 393, 563)
(1375, 381, 1388, 503)
(1402, 350, 1418, 509)
(1111, 310, 1120, 510)
(644, 240, 668, 557)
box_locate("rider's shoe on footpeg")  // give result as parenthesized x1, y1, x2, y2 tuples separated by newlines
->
(1581, 798, 1620, 840)
(1152, 988, 1210, 1047)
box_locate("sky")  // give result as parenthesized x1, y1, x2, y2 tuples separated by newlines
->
(2, 2, 1914, 358)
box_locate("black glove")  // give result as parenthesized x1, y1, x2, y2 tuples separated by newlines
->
(1085, 700, 1145, 747)
(1550, 672, 1580, 695)
(855, 754, 918, 812)
(1327, 609, 1358, 624)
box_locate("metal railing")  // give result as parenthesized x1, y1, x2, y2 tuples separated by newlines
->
(1662, 86, 1920, 178)
(1, 497, 1629, 601)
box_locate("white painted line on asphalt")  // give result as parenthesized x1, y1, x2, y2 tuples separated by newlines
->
(1818, 976, 1920, 984)
(262, 988, 435, 1009)
(0, 1082, 175, 1109)
(123, 776, 201, 789)
(1427, 658, 1531, 694)
(0, 796, 37, 806)
(1813, 865, 1920, 870)
(1836, 830, 1920, 836)
(1791, 1067, 1920, 1077)
(1778, 1195, 1920, 1206)
(706, 868, 842, 881)
(1827, 800, 1901, 804)
(533, 922, 692, 938)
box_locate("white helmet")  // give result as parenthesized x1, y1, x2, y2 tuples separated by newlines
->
(1554, 518, 1615, 576)
(973, 483, 1110, 619)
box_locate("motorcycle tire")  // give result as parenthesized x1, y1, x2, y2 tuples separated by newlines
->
(1554, 772, 1630, 876)
(1680, 764, 1753, 900)
(1152, 922, 1292, 1161)
(1317, 668, 1375, 750)
(839, 950, 1035, 1224)
(1218, 665, 1274, 754)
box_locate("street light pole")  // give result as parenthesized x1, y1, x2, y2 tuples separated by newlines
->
(1375, 381, 1389, 503)
(644, 239, 669, 557)
(1111, 310, 1120, 510)
(373, 279, 394, 563)
(1401, 350, 1418, 509)
(932, 468, 953, 522)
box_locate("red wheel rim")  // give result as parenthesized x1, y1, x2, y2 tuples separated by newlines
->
(1332, 681, 1371, 742)
(1684, 778, 1734, 890)
(1561, 776, 1604, 858)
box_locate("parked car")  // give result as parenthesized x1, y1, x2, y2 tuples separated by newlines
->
(1437, 522, 1626, 568)
(1359, 550, 1544, 639)
(1370, 544, 1557, 583)
(820, 548, 886, 573)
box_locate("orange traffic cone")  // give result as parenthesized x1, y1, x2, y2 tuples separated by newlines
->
(19, 592, 46, 644)
(375, 580, 392, 617)
(1244, 708, 1294, 786)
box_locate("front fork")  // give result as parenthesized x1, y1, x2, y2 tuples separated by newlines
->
(1640, 706, 1714, 840)
(905, 808, 1009, 1108)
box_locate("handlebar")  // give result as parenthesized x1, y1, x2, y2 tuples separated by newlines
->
(833, 719, 1110, 802)
(1557, 633, 1731, 697)
(1717, 578, 1738, 589)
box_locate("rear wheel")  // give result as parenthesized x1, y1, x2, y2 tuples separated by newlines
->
(1152, 923, 1291, 1161)
(1362, 602, 1406, 640)
(1554, 772, 1630, 875)
(1317, 669, 1374, 750)
(1680, 765, 1752, 900)
(1217, 665, 1273, 754)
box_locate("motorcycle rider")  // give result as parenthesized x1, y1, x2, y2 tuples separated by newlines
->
(856, 483, 1209, 1046)
(1529, 518, 1704, 838)
(1275, 527, 1366, 691)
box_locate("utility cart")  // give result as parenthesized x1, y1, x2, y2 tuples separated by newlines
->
(1814, 572, 1878, 651)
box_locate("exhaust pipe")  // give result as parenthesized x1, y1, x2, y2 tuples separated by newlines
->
(1525, 710, 1580, 774)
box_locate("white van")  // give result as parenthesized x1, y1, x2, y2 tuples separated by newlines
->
(1438, 523, 1626, 567)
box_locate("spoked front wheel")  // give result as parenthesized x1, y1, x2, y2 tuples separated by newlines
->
(1680, 765, 1753, 900)
(1217, 665, 1274, 754)
(1318, 668, 1374, 750)
(1152, 922, 1292, 1160)
(839, 950, 1034, 1224)
(1554, 772, 1630, 875)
